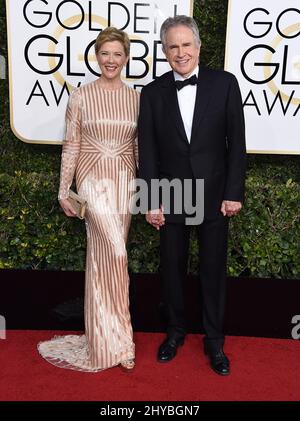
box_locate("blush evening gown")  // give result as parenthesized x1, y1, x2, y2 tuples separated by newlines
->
(38, 80, 139, 371)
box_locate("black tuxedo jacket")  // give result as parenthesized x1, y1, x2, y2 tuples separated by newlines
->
(138, 66, 247, 223)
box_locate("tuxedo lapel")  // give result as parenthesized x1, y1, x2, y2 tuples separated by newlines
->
(190, 67, 214, 143)
(161, 73, 189, 144)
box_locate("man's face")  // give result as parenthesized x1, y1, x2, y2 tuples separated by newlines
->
(163, 25, 200, 78)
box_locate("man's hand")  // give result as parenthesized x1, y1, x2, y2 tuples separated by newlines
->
(146, 207, 165, 230)
(59, 198, 77, 217)
(221, 200, 242, 217)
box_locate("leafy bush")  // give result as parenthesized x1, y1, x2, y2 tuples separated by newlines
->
(1, 160, 299, 278)
(0, 170, 86, 270)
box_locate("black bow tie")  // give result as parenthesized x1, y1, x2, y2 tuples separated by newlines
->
(175, 74, 198, 91)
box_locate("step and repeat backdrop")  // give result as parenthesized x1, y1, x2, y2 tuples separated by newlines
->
(6, 0, 193, 144)
(225, 0, 300, 154)
(6, 0, 300, 153)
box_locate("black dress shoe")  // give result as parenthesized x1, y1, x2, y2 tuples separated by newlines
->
(205, 347, 230, 376)
(157, 337, 184, 363)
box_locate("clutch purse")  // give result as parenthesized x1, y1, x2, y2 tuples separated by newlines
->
(68, 189, 87, 219)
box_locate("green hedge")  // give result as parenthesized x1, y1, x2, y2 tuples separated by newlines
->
(1, 162, 299, 278)
(0, 1, 299, 277)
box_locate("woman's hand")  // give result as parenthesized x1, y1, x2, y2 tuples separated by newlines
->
(59, 198, 77, 217)
(146, 206, 165, 230)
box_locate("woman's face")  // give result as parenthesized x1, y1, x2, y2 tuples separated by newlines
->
(97, 40, 128, 81)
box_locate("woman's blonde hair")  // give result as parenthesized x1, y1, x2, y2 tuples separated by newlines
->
(95, 27, 130, 57)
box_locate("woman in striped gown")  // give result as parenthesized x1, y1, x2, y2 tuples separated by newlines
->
(38, 27, 139, 372)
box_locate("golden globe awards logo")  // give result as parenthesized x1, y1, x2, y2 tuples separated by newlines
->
(241, 7, 300, 117)
(6, 0, 193, 143)
(225, 1, 300, 154)
(22, 0, 173, 104)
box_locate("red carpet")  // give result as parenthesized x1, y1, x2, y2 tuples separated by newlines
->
(1, 331, 300, 401)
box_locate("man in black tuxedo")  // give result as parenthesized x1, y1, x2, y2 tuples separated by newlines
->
(138, 16, 246, 375)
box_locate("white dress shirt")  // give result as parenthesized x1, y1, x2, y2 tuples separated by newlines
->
(173, 65, 199, 143)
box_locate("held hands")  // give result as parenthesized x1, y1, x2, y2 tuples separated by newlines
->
(221, 200, 242, 217)
(59, 198, 77, 217)
(146, 206, 165, 230)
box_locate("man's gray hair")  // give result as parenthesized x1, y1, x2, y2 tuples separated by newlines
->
(160, 15, 201, 51)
